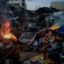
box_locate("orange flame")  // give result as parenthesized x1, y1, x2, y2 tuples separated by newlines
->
(3, 33, 17, 41)
(4, 21, 10, 28)
(1, 21, 17, 41)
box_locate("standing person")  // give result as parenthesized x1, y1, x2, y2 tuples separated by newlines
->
(0, 24, 3, 48)
(0, 24, 1, 35)
(0, 24, 3, 41)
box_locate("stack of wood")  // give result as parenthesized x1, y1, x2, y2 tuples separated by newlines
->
(0, 45, 21, 63)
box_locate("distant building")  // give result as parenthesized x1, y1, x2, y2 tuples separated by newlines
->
(7, 0, 26, 8)
(51, 2, 64, 10)
(0, 0, 8, 8)
(0, 0, 9, 13)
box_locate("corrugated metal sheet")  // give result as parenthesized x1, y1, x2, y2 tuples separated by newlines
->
(54, 19, 64, 25)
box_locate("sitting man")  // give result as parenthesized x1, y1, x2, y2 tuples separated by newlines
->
(40, 30, 59, 59)
(29, 28, 48, 51)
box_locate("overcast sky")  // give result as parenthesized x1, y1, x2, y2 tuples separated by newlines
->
(25, 0, 64, 10)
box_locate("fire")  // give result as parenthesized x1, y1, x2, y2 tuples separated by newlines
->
(3, 33, 17, 41)
(1, 21, 17, 42)
(4, 34, 11, 38)
(4, 21, 10, 28)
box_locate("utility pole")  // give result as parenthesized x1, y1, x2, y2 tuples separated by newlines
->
(22, 0, 26, 14)
(22, 0, 26, 9)
(22, 0, 27, 22)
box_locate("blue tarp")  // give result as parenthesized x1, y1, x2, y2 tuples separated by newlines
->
(58, 25, 64, 34)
